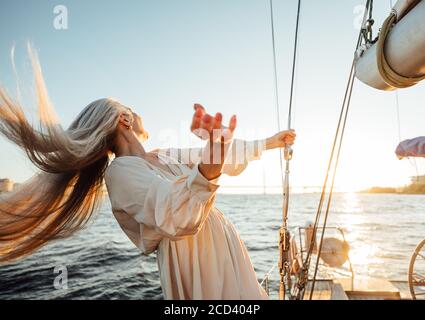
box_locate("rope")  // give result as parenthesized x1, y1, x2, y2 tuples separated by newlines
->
(376, 12, 425, 89)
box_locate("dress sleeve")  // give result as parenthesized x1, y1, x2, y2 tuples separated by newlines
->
(222, 139, 265, 176)
(105, 159, 219, 242)
(395, 136, 425, 159)
(157, 139, 265, 177)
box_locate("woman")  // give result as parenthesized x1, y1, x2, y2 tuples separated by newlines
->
(0, 51, 296, 299)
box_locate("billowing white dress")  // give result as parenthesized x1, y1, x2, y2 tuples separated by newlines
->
(104, 140, 268, 300)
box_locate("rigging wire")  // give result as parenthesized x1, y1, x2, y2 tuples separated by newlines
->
(395, 91, 402, 142)
(293, 0, 374, 300)
(269, 0, 301, 300)
(296, 58, 358, 300)
(281, 0, 301, 229)
(269, 0, 286, 190)
(269, 0, 288, 299)
(288, 0, 301, 130)
(270, 0, 301, 132)
(394, 90, 420, 178)
(309, 62, 357, 299)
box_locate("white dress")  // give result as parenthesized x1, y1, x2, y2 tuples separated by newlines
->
(104, 139, 269, 300)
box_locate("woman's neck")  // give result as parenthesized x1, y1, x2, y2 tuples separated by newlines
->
(114, 131, 146, 158)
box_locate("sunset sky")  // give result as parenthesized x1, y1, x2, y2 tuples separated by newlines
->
(0, 0, 424, 192)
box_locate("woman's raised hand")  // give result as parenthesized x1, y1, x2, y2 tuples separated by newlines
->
(190, 104, 237, 143)
(191, 104, 237, 180)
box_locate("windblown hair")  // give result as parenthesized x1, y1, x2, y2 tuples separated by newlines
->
(0, 48, 126, 263)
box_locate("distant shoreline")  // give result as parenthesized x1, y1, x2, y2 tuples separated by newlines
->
(360, 184, 425, 195)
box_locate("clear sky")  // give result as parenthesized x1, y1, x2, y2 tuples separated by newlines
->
(0, 0, 424, 192)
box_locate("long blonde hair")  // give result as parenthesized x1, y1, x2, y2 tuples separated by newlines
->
(0, 48, 126, 263)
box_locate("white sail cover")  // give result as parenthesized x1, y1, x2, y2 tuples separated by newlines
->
(355, 0, 425, 90)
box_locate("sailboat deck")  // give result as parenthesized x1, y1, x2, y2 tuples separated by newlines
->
(304, 278, 415, 300)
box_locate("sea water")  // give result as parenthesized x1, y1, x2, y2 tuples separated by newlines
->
(0, 193, 424, 299)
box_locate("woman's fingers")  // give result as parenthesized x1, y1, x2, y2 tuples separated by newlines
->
(282, 130, 296, 139)
(282, 130, 296, 146)
(283, 134, 295, 142)
(200, 114, 214, 132)
(284, 130, 296, 137)
(119, 113, 132, 128)
(269, 129, 297, 148)
(194, 104, 206, 120)
(194, 103, 206, 113)
(191, 104, 236, 141)
(228, 115, 237, 132)
(284, 140, 295, 146)
(213, 113, 222, 130)
(190, 107, 203, 132)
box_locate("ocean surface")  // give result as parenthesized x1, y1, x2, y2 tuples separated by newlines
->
(0, 193, 424, 300)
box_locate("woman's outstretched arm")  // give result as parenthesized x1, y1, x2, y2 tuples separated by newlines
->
(220, 130, 295, 176)
(157, 113, 296, 177)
